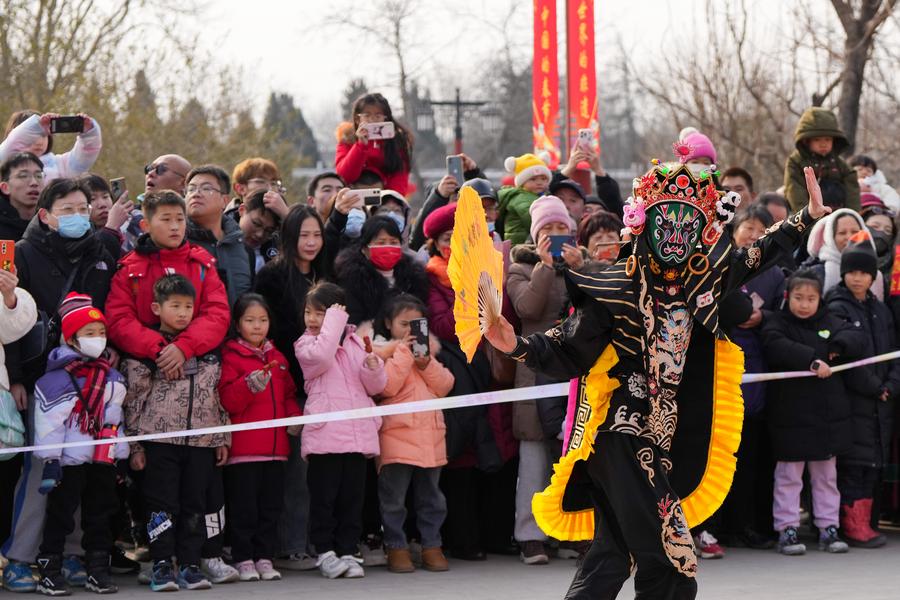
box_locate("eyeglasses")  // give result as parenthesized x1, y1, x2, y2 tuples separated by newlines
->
(357, 112, 386, 121)
(144, 163, 186, 178)
(862, 205, 895, 218)
(186, 184, 224, 196)
(247, 178, 287, 194)
(11, 171, 44, 183)
(53, 204, 91, 217)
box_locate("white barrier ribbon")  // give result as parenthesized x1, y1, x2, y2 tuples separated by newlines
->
(3, 348, 898, 456)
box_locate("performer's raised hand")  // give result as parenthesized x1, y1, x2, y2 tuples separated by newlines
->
(484, 314, 517, 354)
(805, 166, 832, 220)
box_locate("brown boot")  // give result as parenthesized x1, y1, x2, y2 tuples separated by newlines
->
(387, 548, 415, 573)
(421, 547, 449, 572)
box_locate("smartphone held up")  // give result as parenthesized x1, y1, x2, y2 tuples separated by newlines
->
(365, 121, 395, 140)
(49, 116, 84, 134)
(409, 318, 429, 358)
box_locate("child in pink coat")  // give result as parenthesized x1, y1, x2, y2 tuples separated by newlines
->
(294, 282, 386, 580)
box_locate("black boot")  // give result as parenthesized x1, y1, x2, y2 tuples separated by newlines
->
(36, 554, 71, 597)
(84, 551, 118, 594)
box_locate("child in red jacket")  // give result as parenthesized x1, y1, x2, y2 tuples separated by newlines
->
(105, 190, 230, 372)
(334, 93, 412, 195)
(219, 294, 300, 583)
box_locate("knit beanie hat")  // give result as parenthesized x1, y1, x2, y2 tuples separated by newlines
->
(840, 230, 878, 279)
(529, 195, 573, 242)
(675, 127, 717, 165)
(59, 292, 106, 340)
(423, 203, 457, 240)
(504, 153, 552, 187)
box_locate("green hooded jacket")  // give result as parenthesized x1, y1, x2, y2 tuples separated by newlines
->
(497, 186, 540, 245)
(783, 107, 859, 213)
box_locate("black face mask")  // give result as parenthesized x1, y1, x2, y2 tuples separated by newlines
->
(871, 230, 893, 257)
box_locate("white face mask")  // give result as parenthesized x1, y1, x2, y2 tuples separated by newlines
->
(77, 336, 107, 359)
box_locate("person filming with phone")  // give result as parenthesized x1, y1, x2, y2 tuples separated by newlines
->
(335, 93, 412, 196)
(0, 111, 101, 181)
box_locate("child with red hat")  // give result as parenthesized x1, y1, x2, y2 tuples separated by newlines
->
(33, 293, 128, 595)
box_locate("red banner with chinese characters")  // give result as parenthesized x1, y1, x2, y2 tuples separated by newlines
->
(565, 0, 597, 154)
(533, 0, 560, 168)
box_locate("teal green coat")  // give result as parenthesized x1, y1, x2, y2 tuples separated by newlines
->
(498, 187, 540, 245)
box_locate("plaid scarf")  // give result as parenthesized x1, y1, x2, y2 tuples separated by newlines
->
(65, 356, 111, 437)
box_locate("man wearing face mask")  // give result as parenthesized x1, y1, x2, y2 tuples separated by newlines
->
(2, 179, 116, 592)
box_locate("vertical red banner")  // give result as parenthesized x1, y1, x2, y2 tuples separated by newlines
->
(565, 0, 597, 153)
(533, 0, 560, 168)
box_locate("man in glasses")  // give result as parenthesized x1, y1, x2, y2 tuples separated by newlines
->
(0, 152, 45, 241)
(228, 157, 288, 214)
(184, 165, 252, 305)
(145, 155, 191, 196)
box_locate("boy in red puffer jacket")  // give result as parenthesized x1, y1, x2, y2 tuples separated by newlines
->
(219, 293, 300, 582)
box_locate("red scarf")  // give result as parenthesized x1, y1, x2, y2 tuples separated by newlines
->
(65, 357, 111, 437)
(426, 255, 452, 289)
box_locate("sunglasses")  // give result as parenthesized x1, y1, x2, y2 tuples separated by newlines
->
(144, 163, 186, 178)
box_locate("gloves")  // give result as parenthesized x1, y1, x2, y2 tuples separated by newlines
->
(245, 369, 273, 394)
(39, 459, 62, 495)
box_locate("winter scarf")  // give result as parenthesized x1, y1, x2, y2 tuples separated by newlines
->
(64, 356, 111, 436)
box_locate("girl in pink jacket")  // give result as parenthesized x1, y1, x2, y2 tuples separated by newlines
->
(294, 282, 386, 580)
(373, 294, 454, 574)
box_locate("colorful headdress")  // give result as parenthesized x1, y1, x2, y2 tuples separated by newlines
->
(622, 161, 741, 248)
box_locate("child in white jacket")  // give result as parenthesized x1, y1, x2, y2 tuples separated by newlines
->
(33, 293, 127, 596)
(0, 111, 102, 180)
(0, 268, 36, 449)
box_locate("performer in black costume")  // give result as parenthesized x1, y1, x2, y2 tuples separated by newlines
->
(484, 161, 830, 599)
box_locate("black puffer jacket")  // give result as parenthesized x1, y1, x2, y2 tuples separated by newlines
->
(7, 216, 116, 389)
(333, 246, 429, 325)
(826, 284, 900, 467)
(761, 303, 863, 462)
(0, 196, 29, 241)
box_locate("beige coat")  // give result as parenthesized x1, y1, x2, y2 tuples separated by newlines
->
(505, 245, 570, 441)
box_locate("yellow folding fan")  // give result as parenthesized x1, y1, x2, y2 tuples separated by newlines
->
(447, 186, 504, 362)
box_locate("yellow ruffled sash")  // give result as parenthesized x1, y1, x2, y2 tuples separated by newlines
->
(532, 339, 745, 540)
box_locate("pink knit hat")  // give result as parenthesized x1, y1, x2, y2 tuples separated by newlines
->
(529, 195, 573, 242)
(675, 127, 717, 164)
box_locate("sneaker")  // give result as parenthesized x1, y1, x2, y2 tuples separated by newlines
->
(818, 525, 849, 553)
(519, 540, 549, 565)
(694, 530, 725, 559)
(340, 555, 364, 578)
(110, 547, 140, 575)
(36, 554, 70, 597)
(149, 560, 179, 592)
(200, 557, 238, 584)
(358, 535, 386, 567)
(273, 553, 318, 571)
(235, 560, 259, 582)
(3, 560, 37, 593)
(177, 565, 211, 590)
(316, 551, 349, 579)
(85, 551, 117, 594)
(61, 556, 87, 587)
(254, 560, 281, 581)
(777, 527, 807, 556)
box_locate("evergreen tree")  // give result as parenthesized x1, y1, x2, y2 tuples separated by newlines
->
(341, 78, 369, 120)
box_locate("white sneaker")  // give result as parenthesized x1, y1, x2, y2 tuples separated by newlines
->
(340, 555, 365, 578)
(316, 551, 349, 579)
(254, 560, 281, 581)
(201, 557, 239, 584)
(235, 560, 259, 582)
(274, 553, 318, 571)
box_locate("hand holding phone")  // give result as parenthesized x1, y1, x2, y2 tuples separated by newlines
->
(349, 188, 382, 206)
(110, 177, 126, 202)
(577, 128, 594, 150)
(365, 122, 395, 140)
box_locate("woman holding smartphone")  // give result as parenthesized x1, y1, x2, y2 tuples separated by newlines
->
(0, 111, 101, 181)
(334, 93, 413, 195)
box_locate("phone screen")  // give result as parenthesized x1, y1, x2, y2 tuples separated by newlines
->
(110, 177, 126, 202)
(446, 156, 464, 184)
(409, 318, 429, 357)
(49, 116, 84, 134)
(548, 235, 576, 258)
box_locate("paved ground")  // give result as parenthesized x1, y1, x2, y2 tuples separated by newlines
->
(107, 531, 900, 599)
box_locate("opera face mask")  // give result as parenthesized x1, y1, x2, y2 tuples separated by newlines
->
(646, 202, 706, 266)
